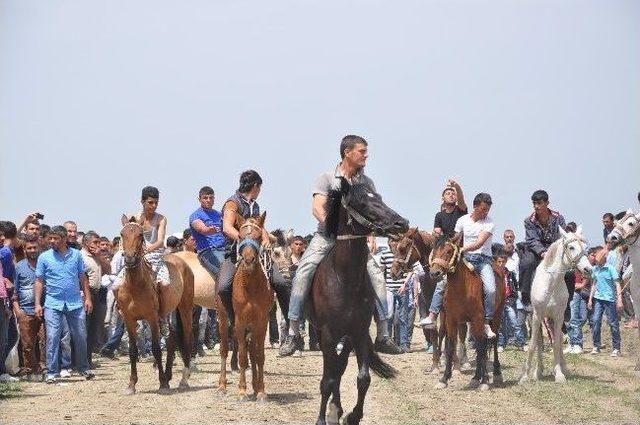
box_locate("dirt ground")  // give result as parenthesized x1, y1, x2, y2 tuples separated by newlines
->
(2, 326, 639, 425)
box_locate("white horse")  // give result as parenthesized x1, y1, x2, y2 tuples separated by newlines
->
(520, 226, 592, 384)
(607, 210, 640, 377)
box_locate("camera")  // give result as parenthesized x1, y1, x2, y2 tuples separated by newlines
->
(35, 213, 44, 220)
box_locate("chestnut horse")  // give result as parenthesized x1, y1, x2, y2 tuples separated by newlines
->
(390, 228, 469, 373)
(118, 220, 194, 394)
(217, 212, 273, 402)
(428, 234, 505, 391)
(312, 177, 408, 425)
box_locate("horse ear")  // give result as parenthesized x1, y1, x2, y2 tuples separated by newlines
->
(121, 214, 129, 226)
(559, 226, 567, 237)
(451, 232, 462, 245)
(576, 224, 583, 236)
(129, 216, 138, 223)
(258, 211, 267, 227)
(407, 227, 418, 237)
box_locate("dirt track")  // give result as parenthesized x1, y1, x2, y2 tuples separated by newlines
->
(2, 327, 640, 425)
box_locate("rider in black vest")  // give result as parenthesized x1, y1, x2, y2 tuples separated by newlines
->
(218, 170, 291, 328)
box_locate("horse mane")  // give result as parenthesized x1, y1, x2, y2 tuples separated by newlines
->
(615, 211, 628, 220)
(433, 234, 449, 249)
(324, 189, 342, 238)
(542, 238, 561, 267)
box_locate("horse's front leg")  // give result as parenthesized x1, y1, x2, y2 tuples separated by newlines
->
(458, 323, 471, 371)
(551, 315, 567, 383)
(253, 323, 268, 404)
(124, 319, 139, 395)
(217, 307, 229, 394)
(150, 319, 169, 394)
(343, 334, 370, 425)
(235, 321, 249, 401)
(436, 325, 456, 389)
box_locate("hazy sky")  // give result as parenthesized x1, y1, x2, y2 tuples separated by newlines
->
(1, 0, 639, 245)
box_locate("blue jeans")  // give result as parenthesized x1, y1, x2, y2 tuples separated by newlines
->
(198, 247, 226, 279)
(592, 298, 621, 350)
(45, 306, 90, 377)
(568, 292, 588, 347)
(394, 289, 416, 349)
(498, 298, 520, 347)
(60, 317, 72, 370)
(102, 320, 125, 353)
(429, 277, 445, 314)
(0, 305, 8, 374)
(465, 254, 496, 320)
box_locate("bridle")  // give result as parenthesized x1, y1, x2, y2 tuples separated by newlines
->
(122, 222, 144, 270)
(610, 213, 640, 248)
(237, 221, 263, 263)
(561, 236, 588, 270)
(428, 242, 461, 274)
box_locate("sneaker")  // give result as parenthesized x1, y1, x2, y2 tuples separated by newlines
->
(279, 334, 302, 357)
(197, 346, 206, 357)
(610, 349, 620, 357)
(591, 347, 600, 355)
(563, 345, 574, 354)
(79, 370, 95, 380)
(374, 336, 403, 355)
(309, 342, 321, 351)
(572, 346, 583, 354)
(45, 375, 56, 384)
(0, 373, 19, 382)
(270, 342, 279, 349)
(484, 324, 496, 339)
(420, 316, 437, 330)
(100, 348, 116, 359)
(59, 369, 72, 378)
(497, 346, 504, 353)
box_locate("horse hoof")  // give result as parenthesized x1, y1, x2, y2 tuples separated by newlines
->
(467, 379, 480, 390)
(430, 367, 440, 375)
(256, 393, 267, 404)
(158, 387, 171, 395)
(493, 374, 504, 385)
(479, 383, 490, 392)
(327, 402, 343, 424)
(123, 387, 136, 395)
(461, 362, 472, 372)
(178, 381, 190, 390)
(342, 412, 359, 425)
(216, 388, 227, 397)
(555, 375, 567, 384)
(434, 381, 447, 390)
(238, 394, 249, 403)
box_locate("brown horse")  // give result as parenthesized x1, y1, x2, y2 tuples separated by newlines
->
(389, 228, 469, 373)
(217, 212, 273, 403)
(118, 220, 194, 394)
(428, 233, 504, 391)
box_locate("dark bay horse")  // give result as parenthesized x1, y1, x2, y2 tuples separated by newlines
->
(119, 220, 194, 394)
(428, 234, 505, 391)
(311, 177, 408, 425)
(389, 228, 469, 373)
(218, 213, 273, 403)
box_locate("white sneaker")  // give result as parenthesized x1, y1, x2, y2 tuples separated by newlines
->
(59, 369, 72, 378)
(497, 346, 504, 353)
(572, 346, 583, 354)
(563, 345, 574, 354)
(484, 324, 496, 339)
(0, 373, 19, 382)
(591, 347, 600, 355)
(420, 316, 437, 330)
(610, 349, 620, 357)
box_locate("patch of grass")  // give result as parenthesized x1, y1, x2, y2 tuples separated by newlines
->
(0, 382, 22, 399)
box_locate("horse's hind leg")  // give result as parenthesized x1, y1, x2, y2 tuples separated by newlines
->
(124, 320, 139, 395)
(343, 335, 370, 425)
(458, 324, 471, 371)
(177, 305, 193, 389)
(217, 308, 229, 394)
(317, 338, 339, 425)
(520, 312, 541, 384)
(327, 338, 350, 425)
(552, 315, 566, 383)
(150, 319, 169, 394)
(492, 335, 503, 385)
(165, 312, 177, 384)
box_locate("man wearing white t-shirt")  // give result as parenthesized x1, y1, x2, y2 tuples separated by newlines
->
(454, 193, 497, 338)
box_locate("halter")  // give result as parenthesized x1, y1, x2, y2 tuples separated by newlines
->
(397, 239, 416, 266)
(561, 236, 587, 270)
(428, 242, 461, 274)
(610, 213, 640, 247)
(122, 222, 144, 269)
(340, 196, 382, 237)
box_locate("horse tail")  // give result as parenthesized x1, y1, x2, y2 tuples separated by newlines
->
(368, 337, 398, 379)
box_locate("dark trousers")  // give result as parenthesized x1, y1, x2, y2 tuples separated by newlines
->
(102, 320, 124, 353)
(268, 302, 279, 344)
(519, 249, 540, 305)
(16, 312, 46, 374)
(86, 288, 107, 363)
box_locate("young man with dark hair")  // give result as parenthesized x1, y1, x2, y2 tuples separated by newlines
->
(182, 229, 196, 253)
(519, 190, 566, 306)
(280, 135, 403, 356)
(35, 225, 94, 383)
(602, 213, 615, 243)
(12, 234, 45, 380)
(455, 192, 497, 338)
(190, 186, 226, 280)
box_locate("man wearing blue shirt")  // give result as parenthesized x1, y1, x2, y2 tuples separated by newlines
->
(12, 234, 45, 379)
(34, 226, 95, 383)
(190, 186, 227, 279)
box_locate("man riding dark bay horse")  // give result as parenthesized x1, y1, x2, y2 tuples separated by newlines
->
(280, 135, 403, 357)
(311, 174, 408, 425)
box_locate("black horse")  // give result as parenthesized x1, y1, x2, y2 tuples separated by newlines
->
(310, 177, 408, 425)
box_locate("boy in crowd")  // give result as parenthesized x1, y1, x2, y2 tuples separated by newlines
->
(588, 247, 623, 357)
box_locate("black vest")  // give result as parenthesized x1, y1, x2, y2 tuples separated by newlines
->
(224, 192, 261, 254)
